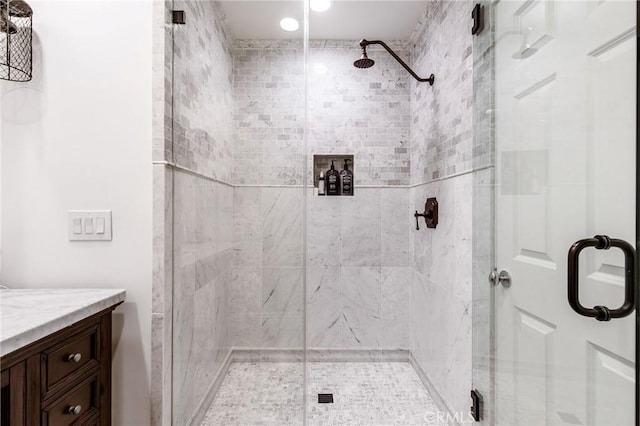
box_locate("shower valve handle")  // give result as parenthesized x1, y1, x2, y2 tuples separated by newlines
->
(414, 210, 432, 230)
(414, 197, 438, 230)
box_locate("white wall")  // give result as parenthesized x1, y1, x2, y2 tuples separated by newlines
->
(0, 1, 153, 424)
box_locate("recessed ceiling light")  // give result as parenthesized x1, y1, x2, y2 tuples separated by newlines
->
(280, 17, 299, 32)
(310, 0, 332, 12)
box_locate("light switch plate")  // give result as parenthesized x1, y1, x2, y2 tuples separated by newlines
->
(68, 211, 112, 241)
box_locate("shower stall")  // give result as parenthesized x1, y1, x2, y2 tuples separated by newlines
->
(151, 0, 638, 425)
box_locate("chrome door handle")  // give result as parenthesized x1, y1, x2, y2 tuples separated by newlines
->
(567, 235, 636, 321)
(489, 268, 512, 288)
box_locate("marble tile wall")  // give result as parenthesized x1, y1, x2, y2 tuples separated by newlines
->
(231, 187, 413, 351)
(410, 174, 472, 417)
(410, 0, 475, 184)
(172, 0, 234, 181)
(231, 187, 304, 350)
(172, 172, 234, 424)
(152, 2, 235, 425)
(232, 41, 411, 186)
(232, 41, 305, 185)
(307, 42, 411, 186)
(408, 0, 476, 420)
(230, 40, 413, 353)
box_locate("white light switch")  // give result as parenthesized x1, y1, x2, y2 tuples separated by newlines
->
(73, 218, 83, 234)
(95, 217, 105, 234)
(68, 211, 112, 241)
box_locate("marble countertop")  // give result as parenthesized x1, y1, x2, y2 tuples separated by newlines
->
(0, 288, 126, 357)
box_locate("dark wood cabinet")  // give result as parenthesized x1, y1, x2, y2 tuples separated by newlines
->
(1, 305, 119, 426)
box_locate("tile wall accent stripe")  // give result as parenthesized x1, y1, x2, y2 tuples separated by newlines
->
(153, 161, 234, 188)
(154, 161, 492, 190)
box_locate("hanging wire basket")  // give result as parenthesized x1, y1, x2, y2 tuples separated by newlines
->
(1, 0, 32, 82)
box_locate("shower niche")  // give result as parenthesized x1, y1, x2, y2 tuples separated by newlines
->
(313, 154, 354, 196)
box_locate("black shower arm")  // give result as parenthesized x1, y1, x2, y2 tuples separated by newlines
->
(361, 39, 435, 85)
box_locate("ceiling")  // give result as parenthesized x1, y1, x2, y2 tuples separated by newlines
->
(219, 1, 428, 41)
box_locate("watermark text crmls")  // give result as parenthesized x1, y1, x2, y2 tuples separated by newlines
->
(424, 410, 475, 424)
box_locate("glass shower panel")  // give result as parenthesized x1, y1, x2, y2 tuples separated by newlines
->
(304, 2, 459, 424)
(488, 0, 637, 424)
(169, 1, 307, 424)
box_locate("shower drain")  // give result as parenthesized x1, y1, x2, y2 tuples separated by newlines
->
(317, 393, 334, 403)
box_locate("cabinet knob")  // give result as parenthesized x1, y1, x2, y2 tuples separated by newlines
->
(67, 353, 82, 363)
(66, 405, 82, 415)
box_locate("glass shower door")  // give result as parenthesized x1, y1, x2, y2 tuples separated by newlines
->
(492, 0, 637, 424)
(168, 1, 307, 424)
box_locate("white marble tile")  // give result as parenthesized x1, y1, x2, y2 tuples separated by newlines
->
(422, 279, 455, 404)
(429, 178, 455, 290)
(412, 182, 435, 277)
(410, 270, 430, 369)
(230, 312, 260, 347)
(306, 265, 342, 347)
(306, 194, 341, 266)
(152, 165, 172, 315)
(381, 267, 412, 348)
(341, 267, 381, 347)
(201, 363, 304, 426)
(341, 189, 381, 267)
(262, 188, 302, 267)
(172, 171, 235, 425)
(229, 267, 261, 314)
(233, 187, 263, 267)
(232, 240, 262, 267)
(151, 313, 164, 426)
(193, 283, 220, 406)
(262, 267, 303, 315)
(454, 173, 473, 302)
(233, 187, 262, 245)
(453, 295, 472, 416)
(261, 313, 303, 348)
(381, 188, 411, 267)
(201, 362, 442, 426)
(173, 171, 196, 276)
(172, 264, 196, 424)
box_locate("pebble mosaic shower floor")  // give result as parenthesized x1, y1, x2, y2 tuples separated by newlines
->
(201, 362, 445, 426)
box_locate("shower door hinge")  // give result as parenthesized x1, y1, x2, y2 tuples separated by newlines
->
(471, 4, 485, 36)
(172, 10, 186, 25)
(470, 389, 483, 422)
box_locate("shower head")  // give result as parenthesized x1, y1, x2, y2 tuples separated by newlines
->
(354, 41, 375, 69)
(353, 39, 435, 85)
(354, 53, 375, 69)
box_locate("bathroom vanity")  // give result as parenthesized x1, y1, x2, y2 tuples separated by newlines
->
(0, 289, 125, 425)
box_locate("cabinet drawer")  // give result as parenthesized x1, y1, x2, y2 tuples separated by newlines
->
(42, 374, 99, 426)
(43, 325, 100, 396)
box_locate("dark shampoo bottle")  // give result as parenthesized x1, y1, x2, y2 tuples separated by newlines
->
(340, 159, 353, 195)
(326, 160, 341, 196)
